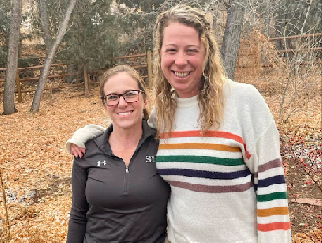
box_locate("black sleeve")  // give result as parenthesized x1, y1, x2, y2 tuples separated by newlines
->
(66, 158, 89, 243)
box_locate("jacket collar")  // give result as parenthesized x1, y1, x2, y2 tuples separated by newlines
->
(93, 119, 156, 155)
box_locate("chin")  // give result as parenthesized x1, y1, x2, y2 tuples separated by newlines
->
(115, 122, 134, 130)
(114, 119, 140, 130)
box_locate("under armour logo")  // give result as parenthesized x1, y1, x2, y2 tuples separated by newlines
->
(97, 160, 106, 166)
(146, 156, 156, 163)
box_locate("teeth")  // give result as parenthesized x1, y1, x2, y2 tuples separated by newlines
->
(118, 111, 132, 115)
(174, 71, 190, 77)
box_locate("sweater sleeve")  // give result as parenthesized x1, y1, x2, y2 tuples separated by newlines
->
(65, 124, 105, 153)
(235, 82, 291, 242)
(66, 158, 89, 243)
(254, 121, 291, 242)
(147, 107, 156, 128)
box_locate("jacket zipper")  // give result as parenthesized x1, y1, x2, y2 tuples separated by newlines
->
(123, 165, 130, 194)
(123, 136, 146, 194)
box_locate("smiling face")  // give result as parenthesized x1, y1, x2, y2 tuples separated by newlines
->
(103, 72, 146, 131)
(160, 22, 205, 98)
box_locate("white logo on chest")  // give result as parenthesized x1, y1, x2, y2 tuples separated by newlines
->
(97, 160, 106, 166)
(146, 156, 156, 163)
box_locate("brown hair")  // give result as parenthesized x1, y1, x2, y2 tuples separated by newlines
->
(153, 4, 226, 136)
(99, 65, 149, 120)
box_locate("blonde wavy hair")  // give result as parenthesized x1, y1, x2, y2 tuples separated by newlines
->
(153, 4, 226, 137)
(99, 65, 149, 120)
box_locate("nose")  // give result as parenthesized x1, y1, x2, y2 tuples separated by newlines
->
(175, 51, 187, 66)
(117, 95, 127, 107)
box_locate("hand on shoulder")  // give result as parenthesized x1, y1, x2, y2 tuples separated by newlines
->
(70, 143, 85, 158)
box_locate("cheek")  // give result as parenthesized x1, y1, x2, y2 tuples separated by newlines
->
(136, 97, 146, 110)
(105, 107, 114, 116)
(160, 60, 167, 76)
(189, 56, 204, 69)
(140, 100, 146, 110)
(161, 59, 173, 79)
(161, 55, 173, 67)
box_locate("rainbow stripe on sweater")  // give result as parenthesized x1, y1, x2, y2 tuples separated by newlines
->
(156, 130, 290, 234)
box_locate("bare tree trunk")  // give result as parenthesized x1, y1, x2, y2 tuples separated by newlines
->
(38, 0, 52, 54)
(220, 0, 245, 80)
(274, 7, 283, 50)
(2, 0, 22, 115)
(30, 0, 77, 113)
(264, 0, 271, 38)
(84, 63, 90, 97)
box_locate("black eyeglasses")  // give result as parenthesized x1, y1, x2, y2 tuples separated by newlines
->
(101, 90, 143, 107)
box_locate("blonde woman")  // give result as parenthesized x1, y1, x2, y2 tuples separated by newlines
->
(67, 5, 291, 243)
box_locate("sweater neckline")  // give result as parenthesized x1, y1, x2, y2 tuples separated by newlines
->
(176, 95, 198, 108)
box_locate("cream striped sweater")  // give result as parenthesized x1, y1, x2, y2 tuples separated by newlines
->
(155, 80, 291, 243)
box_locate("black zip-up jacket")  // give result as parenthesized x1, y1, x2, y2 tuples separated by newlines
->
(66, 120, 170, 243)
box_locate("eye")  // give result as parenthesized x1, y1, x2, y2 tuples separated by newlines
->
(124, 90, 138, 98)
(186, 49, 198, 55)
(106, 94, 118, 101)
(166, 48, 176, 53)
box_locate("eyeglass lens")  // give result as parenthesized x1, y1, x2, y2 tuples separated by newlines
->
(105, 90, 140, 106)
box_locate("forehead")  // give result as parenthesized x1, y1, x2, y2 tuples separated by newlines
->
(104, 72, 139, 93)
(162, 22, 200, 45)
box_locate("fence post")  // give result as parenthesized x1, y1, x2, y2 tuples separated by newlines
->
(15, 69, 22, 103)
(84, 63, 90, 97)
(146, 48, 153, 89)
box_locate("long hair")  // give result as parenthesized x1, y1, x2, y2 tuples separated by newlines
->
(153, 4, 226, 136)
(99, 65, 149, 120)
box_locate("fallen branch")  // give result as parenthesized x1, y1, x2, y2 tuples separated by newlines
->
(291, 198, 322, 206)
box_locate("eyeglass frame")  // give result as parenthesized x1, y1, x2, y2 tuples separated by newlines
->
(101, 89, 144, 107)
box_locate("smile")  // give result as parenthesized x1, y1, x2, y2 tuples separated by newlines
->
(117, 111, 133, 116)
(173, 71, 190, 78)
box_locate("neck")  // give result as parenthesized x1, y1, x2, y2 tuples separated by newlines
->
(109, 122, 142, 148)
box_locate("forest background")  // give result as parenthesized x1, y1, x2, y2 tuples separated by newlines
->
(0, 0, 321, 242)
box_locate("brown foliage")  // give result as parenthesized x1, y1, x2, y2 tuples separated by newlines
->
(0, 39, 321, 241)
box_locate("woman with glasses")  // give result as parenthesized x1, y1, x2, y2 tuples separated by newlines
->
(66, 65, 170, 243)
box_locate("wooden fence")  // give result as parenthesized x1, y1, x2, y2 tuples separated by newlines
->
(268, 33, 322, 53)
(237, 32, 321, 68)
(0, 32, 320, 103)
(0, 49, 153, 102)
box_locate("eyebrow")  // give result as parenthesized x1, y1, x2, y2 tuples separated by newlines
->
(106, 89, 138, 95)
(164, 44, 200, 49)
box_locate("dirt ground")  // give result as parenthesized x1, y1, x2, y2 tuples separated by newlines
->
(0, 75, 321, 242)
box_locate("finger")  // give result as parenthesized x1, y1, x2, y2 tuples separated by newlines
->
(76, 147, 85, 158)
(73, 150, 80, 158)
(70, 144, 79, 156)
(77, 149, 83, 158)
(70, 146, 79, 158)
(70, 144, 85, 158)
